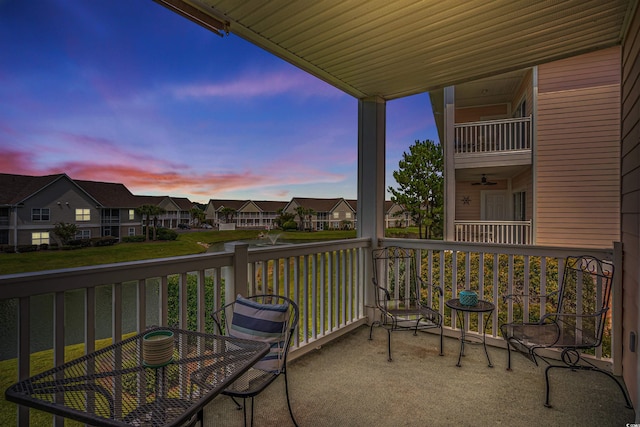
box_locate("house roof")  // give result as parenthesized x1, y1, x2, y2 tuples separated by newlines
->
(75, 180, 139, 207)
(207, 199, 249, 211)
(0, 173, 63, 205)
(289, 197, 350, 213)
(252, 200, 288, 212)
(159, 0, 635, 100)
(171, 197, 195, 210)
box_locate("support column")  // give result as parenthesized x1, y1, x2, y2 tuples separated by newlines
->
(357, 96, 386, 247)
(443, 86, 456, 242)
(358, 96, 386, 316)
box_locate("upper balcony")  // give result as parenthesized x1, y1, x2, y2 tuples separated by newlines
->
(0, 238, 632, 425)
(454, 117, 532, 169)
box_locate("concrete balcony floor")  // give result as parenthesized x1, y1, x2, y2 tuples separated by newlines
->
(203, 325, 635, 426)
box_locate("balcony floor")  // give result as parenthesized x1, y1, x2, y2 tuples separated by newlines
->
(203, 325, 635, 426)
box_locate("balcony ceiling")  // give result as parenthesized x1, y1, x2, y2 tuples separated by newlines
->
(160, 0, 635, 100)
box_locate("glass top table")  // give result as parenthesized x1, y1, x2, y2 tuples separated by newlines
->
(5, 326, 269, 427)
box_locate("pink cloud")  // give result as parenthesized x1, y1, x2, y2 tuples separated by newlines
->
(171, 70, 340, 100)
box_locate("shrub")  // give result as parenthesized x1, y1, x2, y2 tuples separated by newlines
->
(157, 228, 178, 241)
(282, 220, 297, 231)
(39, 243, 49, 250)
(122, 235, 145, 243)
(92, 237, 117, 247)
(17, 245, 38, 253)
(1, 245, 15, 254)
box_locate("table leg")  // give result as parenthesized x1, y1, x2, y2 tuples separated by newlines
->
(456, 310, 464, 367)
(482, 311, 494, 368)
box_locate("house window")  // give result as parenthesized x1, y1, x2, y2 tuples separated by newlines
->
(333, 212, 340, 219)
(75, 230, 91, 240)
(129, 209, 135, 220)
(32, 208, 50, 221)
(128, 227, 136, 236)
(345, 212, 352, 219)
(76, 208, 90, 221)
(513, 192, 526, 221)
(0, 230, 8, 245)
(32, 232, 49, 245)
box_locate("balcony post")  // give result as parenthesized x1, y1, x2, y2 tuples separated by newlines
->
(443, 86, 455, 241)
(227, 242, 249, 299)
(357, 96, 385, 314)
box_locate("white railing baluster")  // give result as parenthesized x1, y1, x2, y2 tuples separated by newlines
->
(454, 116, 532, 154)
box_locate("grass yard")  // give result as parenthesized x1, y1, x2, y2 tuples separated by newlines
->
(0, 229, 357, 275)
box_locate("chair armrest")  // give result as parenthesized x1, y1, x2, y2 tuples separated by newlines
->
(417, 277, 443, 296)
(372, 278, 391, 301)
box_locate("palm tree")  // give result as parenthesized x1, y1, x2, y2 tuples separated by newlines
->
(135, 204, 156, 242)
(219, 207, 237, 224)
(150, 206, 166, 240)
(190, 207, 206, 227)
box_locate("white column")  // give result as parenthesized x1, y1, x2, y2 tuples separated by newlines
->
(443, 86, 456, 241)
(357, 96, 386, 315)
(357, 96, 386, 248)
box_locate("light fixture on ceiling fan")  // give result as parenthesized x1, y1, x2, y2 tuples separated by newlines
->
(472, 174, 497, 186)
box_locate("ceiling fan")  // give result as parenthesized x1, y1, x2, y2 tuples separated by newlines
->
(472, 174, 497, 186)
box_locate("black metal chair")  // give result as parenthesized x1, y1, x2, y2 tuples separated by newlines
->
(369, 246, 443, 361)
(198, 294, 299, 427)
(500, 255, 632, 408)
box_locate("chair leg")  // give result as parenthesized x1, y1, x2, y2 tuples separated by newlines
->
(544, 364, 634, 409)
(368, 321, 377, 340)
(231, 396, 243, 410)
(439, 327, 444, 356)
(506, 341, 512, 371)
(387, 329, 392, 362)
(284, 371, 300, 427)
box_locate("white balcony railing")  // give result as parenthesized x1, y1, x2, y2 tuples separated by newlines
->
(454, 221, 532, 244)
(0, 238, 621, 425)
(455, 116, 532, 154)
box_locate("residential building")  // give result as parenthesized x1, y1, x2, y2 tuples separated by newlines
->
(0, 173, 197, 247)
(431, 47, 621, 248)
(135, 195, 194, 229)
(0, 173, 142, 248)
(284, 197, 356, 230)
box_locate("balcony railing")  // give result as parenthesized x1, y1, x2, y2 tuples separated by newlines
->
(454, 220, 532, 244)
(454, 116, 532, 154)
(0, 237, 622, 424)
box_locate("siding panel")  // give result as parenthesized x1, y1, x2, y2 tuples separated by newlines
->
(621, 6, 639, 406)
(536, 46, 620, 248)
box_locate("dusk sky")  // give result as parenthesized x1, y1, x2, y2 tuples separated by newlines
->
(0, 1, 439, 204)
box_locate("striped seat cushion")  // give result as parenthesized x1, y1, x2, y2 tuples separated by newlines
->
(230, 295, 289, 373)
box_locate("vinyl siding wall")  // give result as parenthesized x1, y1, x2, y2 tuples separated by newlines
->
(621, 6, 640, 408)
(535, 47, 621, 248)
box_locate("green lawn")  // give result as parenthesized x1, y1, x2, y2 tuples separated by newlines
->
(0, 229, 357, 275)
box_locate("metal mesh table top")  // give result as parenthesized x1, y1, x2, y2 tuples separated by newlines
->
(5, 327, 269, 427)
(446, 298, 495, 312)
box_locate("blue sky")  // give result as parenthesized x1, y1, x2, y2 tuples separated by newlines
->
(0, 0, 438, 204)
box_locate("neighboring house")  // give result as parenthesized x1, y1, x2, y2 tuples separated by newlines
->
(0, 173, 143, 248)
(430, 47, 621, 248)
(384, 200, 411, 228)
(284, 197, 355, 231)
(134, 195, 194, 229)
(205, 199, 249, 228)
(246, 200, 288, 229)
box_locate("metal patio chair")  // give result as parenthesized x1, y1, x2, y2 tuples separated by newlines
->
(500, 255, 632, 408)
(193, 294, 299, 427)
(369, 246, 443, 361)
